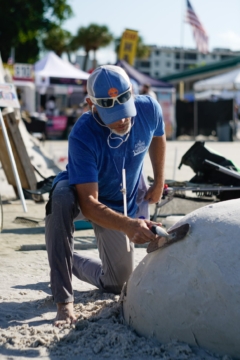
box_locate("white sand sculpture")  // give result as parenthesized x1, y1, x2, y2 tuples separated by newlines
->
(123, 199, 240, 358)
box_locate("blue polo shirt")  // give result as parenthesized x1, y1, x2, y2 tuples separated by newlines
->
(53, 95, 165, 217)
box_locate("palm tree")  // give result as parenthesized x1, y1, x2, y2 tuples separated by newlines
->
(42, 26, 73, 60)
(136, 36, 151, 59)
(71, 24, 113, 71)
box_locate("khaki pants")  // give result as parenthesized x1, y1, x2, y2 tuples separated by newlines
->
(45, 180, 134, 303)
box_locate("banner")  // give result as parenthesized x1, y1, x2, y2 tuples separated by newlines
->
(13, 63, 34, 81)
(118, 29, 138, 65)
(0, 83, 20, 108)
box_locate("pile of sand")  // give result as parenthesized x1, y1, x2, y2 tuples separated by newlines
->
(0, 288, 226, 360)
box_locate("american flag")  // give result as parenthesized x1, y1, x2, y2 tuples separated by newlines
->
(185, 0, 209, 54)
(7, 57, 13, 65)
(7, 48, 15, 65)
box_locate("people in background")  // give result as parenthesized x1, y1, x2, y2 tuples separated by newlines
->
(141, 83, 157, 100)
(79, 101, 90, 115)
(45, 95, 57, 116)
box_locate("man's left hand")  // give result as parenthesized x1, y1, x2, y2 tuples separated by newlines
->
(144, 184, 163, 204)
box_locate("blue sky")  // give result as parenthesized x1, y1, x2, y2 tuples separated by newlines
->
(64, 0, 240, 64)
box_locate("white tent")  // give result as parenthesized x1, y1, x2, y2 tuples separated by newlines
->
(34, 51, 89, 87)
(194, 67, 240, 92)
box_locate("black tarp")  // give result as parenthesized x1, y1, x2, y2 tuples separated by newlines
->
(176, 99, 234, 137)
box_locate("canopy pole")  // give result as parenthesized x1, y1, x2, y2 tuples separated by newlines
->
(0, 110, 27, 212)
(194, 100, 198, 139)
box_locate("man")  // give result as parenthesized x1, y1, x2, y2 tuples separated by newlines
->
(141, 83, 157, 100)
(45, 65, 166, 325)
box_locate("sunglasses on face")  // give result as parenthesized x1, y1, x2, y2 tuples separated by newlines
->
(90, 88, 132, 108)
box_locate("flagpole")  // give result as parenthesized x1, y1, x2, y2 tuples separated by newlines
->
(179, 0, 185, 100)
(180, 0, 185, 72)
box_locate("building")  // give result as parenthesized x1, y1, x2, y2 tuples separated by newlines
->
(135, 47, 240, 79)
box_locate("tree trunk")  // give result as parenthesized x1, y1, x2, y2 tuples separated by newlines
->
(83, 51, 89, 71)
(92, 50, 97, 70)
(66, 51, 72, 63)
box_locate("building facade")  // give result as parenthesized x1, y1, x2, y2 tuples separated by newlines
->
(134, 47, 240, 79)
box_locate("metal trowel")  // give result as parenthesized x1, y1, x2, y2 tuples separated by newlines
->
(147, 223, 190, 253)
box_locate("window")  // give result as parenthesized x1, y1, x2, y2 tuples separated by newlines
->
(184, 52, 197, 60)
(139, 61, 150, 68)
(221, 55, 232, 60)
(175, 63, 180, 69)
(155, 60, 159, 66)
(166, 62, 171, 67)
(155, 50, 160, 56)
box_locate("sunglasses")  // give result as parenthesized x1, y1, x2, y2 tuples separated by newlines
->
(90, 88, 132, 108)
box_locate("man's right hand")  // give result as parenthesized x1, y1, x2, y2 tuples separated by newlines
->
(125, 218, 162, 245)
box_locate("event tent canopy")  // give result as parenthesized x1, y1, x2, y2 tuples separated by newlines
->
(116, 60, 173, 89)
(194, 67, 240, 92)
(34, 52, 89, 86)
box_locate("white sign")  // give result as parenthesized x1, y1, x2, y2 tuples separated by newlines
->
(14, 63, 33, 80)
(0, 83, 20, 108)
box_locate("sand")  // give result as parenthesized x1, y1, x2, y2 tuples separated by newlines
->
(1, 135, 239, 359)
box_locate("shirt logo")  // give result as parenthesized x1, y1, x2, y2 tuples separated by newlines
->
(133, 140, 147, 156)
(108, 88, 118, 97)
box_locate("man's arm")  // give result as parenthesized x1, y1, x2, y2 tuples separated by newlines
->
(75, 183, 158, 244)
(144, 134, 166, 204)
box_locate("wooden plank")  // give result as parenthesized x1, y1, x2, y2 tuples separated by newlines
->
(0, 109, 38, 195)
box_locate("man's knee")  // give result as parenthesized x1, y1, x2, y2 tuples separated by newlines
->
(101, 265, 133, 294)
(102, 283, 124, 295)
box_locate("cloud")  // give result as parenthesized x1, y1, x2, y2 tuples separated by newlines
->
(219, 31, 240, 50)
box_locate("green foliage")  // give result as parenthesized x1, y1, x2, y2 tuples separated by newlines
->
(71, 24, 113, 70)
(0, 0, 73, 63)
(188, 61, 207, 69)
(42, 26, 72, 57)
(136, 37, 151, 59)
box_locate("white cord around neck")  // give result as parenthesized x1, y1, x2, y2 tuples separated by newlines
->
(91, 106, 135, 149)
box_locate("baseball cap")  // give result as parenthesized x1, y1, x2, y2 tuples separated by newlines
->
(87, 65, 137, 125)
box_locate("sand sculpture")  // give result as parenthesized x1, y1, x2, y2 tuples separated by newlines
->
(123, 199, 240, 358)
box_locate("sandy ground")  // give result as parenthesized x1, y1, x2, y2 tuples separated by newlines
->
(1, 138, 239, 359)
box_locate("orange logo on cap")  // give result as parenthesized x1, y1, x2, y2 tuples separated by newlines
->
(108, 88, 118, 97)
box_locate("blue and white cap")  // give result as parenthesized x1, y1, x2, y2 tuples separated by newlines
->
(87, 65, 137, 125)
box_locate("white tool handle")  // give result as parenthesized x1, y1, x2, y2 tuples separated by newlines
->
(122, 168, 130, 252)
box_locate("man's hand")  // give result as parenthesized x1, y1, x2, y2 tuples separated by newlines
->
(75, 183, 165, 245)
(125, 218, 163, 245)
(144, 183, 163, 204)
